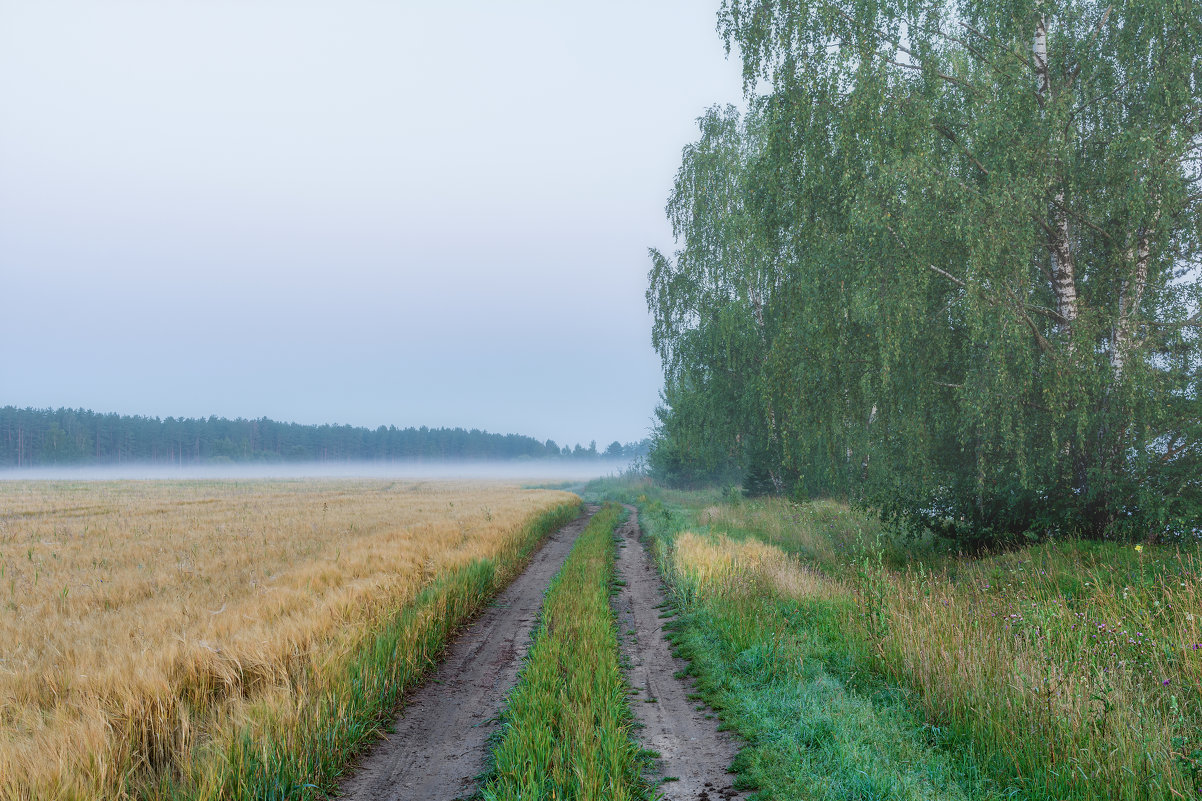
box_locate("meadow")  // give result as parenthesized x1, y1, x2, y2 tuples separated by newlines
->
(594, 480, 1202, 801)
(0, 479, 577, 800)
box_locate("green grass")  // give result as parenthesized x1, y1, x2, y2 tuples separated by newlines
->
(146, 500, 582, 801)
(481, 503, 647, 801)
(624, 492, 1002, 801)
(588, 477, 1202, 800)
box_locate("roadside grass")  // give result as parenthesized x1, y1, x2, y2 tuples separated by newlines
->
(656, 524, 1003, 801)
(159, 498, 580, 800)
(481, 503, 647, 801)
(589, 477, 1202, 800)
(0, 480, 578, 800)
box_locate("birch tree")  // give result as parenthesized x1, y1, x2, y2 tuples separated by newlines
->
(651, 0, 1201, 538)
(722, 0, 1202, 537)
(647, 106, 787, 488)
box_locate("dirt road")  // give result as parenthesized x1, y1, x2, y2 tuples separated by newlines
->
(337, 506, 598, 801)
(614, 505, 745, 801)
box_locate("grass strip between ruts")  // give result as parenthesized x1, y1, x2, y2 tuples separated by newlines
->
(482, 503, 647, 801)
(144, 499, 581, 801)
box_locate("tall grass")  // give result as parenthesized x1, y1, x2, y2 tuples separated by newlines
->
(850, 544, 1201, 800)
(623, 486, 1202, 800)
(0, 480, 577, 800)
(482, 503, 646, 801)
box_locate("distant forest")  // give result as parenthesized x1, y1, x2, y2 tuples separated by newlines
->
(0, 407, 649, 467)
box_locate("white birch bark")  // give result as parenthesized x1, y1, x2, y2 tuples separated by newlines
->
(1033, 13, 1050, 99)
(1111, 222, 1155, 381)
(1035, 8, 1080, 338)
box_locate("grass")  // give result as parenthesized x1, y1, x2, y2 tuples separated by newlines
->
(0, 479, 578, 800)
(589, 477, 1202, 801)
(481, 503, 647, 801)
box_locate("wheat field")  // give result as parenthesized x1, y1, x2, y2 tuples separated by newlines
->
(0, 479, 576, 799)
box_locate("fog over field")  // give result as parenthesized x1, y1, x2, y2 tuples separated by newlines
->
(0, 459, 636, 482)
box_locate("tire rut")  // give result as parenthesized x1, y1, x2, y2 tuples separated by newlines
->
(337, 505, 598, 801)
(615, 505, 744, 801)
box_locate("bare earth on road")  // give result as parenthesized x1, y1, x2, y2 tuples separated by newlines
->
(338, 502, 743, 801)
(337, 506, 598, 801)
(615, 505, 745, 801)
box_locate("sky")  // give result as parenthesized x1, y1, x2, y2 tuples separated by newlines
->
(0, 1, 745, 447)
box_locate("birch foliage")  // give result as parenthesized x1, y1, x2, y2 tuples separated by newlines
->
(650, 0, 1202, 539)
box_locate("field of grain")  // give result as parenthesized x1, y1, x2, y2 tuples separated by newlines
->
(0, 479, 576, 799)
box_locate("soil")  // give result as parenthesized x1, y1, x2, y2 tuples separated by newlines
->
(336, 505, 599, 801)
(337, 502, 744, 801)
(614, 504, 745, 801)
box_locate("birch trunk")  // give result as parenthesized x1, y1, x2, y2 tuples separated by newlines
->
(1111, 225, 1154, 381)
(1051, 188, 1079, 333)
(1035, 10, 1080, 338)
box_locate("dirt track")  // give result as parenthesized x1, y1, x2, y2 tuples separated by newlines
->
(337, 502, 742, 801)
(337, 506, 598, 801)
(615, 505, 744, 801)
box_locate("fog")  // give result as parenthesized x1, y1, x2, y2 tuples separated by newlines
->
(0, 460, 638, 483)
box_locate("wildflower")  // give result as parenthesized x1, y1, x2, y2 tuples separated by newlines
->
(1135, 545, 1144, 552)
(1162, 679, 1171, 686)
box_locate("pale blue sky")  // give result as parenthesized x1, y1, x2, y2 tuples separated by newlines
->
(0, 1, 744, 446)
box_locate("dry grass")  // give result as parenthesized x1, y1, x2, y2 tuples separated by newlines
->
(681, 495, 1202, 799)
(0, 479, 575, 799)
(692, 497, 903, 570)
(671, 531, 838, 603)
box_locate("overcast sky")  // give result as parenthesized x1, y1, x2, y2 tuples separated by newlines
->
(0, 1, 744, 447)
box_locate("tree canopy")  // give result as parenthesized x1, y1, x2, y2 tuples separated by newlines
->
(649, 0, 1201, 540)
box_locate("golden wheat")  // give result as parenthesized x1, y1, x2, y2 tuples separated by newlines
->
(0, 479, 574, 799)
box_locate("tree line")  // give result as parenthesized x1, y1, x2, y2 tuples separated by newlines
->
(0, 407, 649, 467)
(648, 0, 1200, 541)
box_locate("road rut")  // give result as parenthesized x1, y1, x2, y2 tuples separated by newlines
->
(615, 505, 745, 801)
(337, 505, 597, 801)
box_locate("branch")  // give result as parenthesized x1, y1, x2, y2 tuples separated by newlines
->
(1161, 439, 1194, 462)
(886, 222, 1057, 356)
(1001, 284, 1058, 355)
(888, 59, 975, 92)
(932, 123, 991, 176)
(1024, 303, 1069, 324)
(1145, 320, 1202, 329)
(1019, 308, 1057, 354)
(1049, 197, 1113, 241)
(1062, 5, 1114, 96)
(829, 6, 918, 59)
(956, 20, 1032, 69)
(828, 4, 987, 95)
(927, 264, 967, 288)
